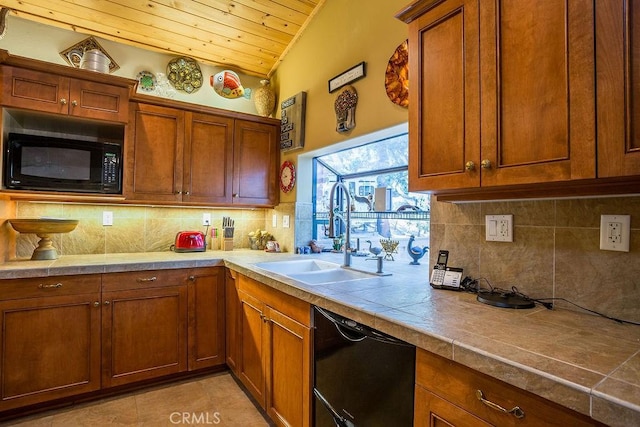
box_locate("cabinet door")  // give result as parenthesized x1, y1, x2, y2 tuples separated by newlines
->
(596, 0, 640, 177)
(233, 120, 279, 206)
(238, 290, 267, 407)
(479, 0, 596, 186)
(407, 0, 481, 192)
(415, 385, 491, 427)
(0, 293, 101, 411)
(265, 306, 311, 427)
(183, 112, 234, 204)
(125, 103, 185, 202)
(102, 284, 188, 388)
(225, 269, 240, 374)
(187, 267, 225, 371)
(1, 66, 69, 114)
(69, 79, 129, 123)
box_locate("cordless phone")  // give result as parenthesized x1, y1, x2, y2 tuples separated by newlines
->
(430, 250, 449, 286)
(430, 250, 464, 290)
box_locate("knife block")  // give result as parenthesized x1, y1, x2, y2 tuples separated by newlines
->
(223, 238, 234, 251)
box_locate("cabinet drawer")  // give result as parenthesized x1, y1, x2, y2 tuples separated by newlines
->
(237, 274, 310, 327)
(0, 274, 101, 300)
(416, 349, 602, 426)
(102, 269, 187, 292)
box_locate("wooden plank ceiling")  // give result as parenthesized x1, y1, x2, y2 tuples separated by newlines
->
(0, 0, 325, 77)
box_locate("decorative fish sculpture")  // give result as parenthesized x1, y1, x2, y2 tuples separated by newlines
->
(210, 70, 252, 99)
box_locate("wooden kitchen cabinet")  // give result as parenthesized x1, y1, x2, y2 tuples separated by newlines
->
(398, 0, 598, 198)
(0, 275, 101, 412)
(101, 269, 188, 388)
(236, 274, 312, 427)
(1, 66, 130, 123)
(595, 1, 640, 178)
(415, 349, 604, 427)
(232, 119, 279, 206)
(126, 102, 278, 207)
(187, 267, 226, 371)
(225, 268, 240, 374)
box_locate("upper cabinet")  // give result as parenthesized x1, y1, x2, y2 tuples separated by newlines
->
(1, 66, 131, 123)
(398, 0, 640, 201)
(126, 100, 279, 207)
(596, 0, 640, 177)
(232, 119, 279, 206)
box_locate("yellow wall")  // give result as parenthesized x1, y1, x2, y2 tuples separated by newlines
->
(272, 0, 410, 204)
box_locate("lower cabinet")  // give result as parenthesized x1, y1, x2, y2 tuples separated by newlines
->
(0, 267, 225, 413)
(0, 275, 102, 412)
(101, 269, 188, 388)
(235, 273, 312, 427)
(187, 267, 226, 371)
(415, 349, 605, 427)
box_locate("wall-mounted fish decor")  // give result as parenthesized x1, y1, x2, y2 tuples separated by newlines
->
(210, 70, 252, 99)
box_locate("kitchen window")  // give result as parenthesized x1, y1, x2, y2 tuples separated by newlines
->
(312, 133, 429, 260)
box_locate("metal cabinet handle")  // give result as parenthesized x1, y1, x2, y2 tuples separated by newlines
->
(136, 276, 157, 283)
(71, 100, 78, 107)
(476, 390, 525, 419)
(39, 283, 63, 289)
(465, 161, 475, 171)
(184, 191, 190, 196)
(175, 191, 183, 195)
(60, 98, 67, 105)
(188, 275, 196, 281)
(233, 193, 239, 198)
(481, 159, 492, 169)
(93, 301, 100, 307)
(104, 301, 110, 305)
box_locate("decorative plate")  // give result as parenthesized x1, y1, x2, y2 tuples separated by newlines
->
(59, 36, 120, 73)
(167, 57, 203, 94)
(280, 160, 296, 193)
(385, 39, 409, 107)
(137, 71, 156, 92)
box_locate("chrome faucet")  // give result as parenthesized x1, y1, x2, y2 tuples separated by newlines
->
(328, 182, 351, 267)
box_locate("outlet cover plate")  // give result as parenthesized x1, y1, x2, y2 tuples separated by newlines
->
(202, 213, 211, 226)
(485, 214, 513, 242)
(600, 214, 630, 252)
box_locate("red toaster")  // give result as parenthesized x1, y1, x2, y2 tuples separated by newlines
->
(172, 231, 206, 252)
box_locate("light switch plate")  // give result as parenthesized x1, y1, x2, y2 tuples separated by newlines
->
(600, 214, 630, 252)
(103, 211, 113, 226)
(272, 214, 277, 227)
(283, 215, 290, 228)
(485, 214, 513, 242)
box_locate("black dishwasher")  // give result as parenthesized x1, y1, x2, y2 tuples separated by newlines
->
(313, 306, 415, 427)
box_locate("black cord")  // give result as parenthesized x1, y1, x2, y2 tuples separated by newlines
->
(469, 277, 640, 326)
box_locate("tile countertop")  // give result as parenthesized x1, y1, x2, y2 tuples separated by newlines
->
(0, 250, 638, 426)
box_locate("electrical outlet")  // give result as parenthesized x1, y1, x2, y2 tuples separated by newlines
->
(202, 213, 211, 226)
(103, 211, 113, 226)
(600, 214, 630, 252)
(283, 215, 290, 228)
(485, 214, 513, 242)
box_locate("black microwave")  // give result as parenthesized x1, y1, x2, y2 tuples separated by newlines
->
(3, 133, 122, 194)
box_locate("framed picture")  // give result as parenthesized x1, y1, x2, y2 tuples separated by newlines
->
(280, 92, 307, 151)
(328, 62, 366, 93)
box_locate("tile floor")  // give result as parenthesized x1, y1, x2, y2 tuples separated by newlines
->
(1, 372, 272, 426)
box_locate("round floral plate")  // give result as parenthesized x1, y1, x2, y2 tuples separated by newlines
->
(385, 40, 409, 107)
(137, 70, 156, 92)
(167, 57, 203, 94)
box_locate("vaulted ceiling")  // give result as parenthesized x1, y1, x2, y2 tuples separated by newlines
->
(0, 0, 325, 77)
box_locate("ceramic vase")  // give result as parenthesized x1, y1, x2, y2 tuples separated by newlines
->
(254, 79, 276, 117)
